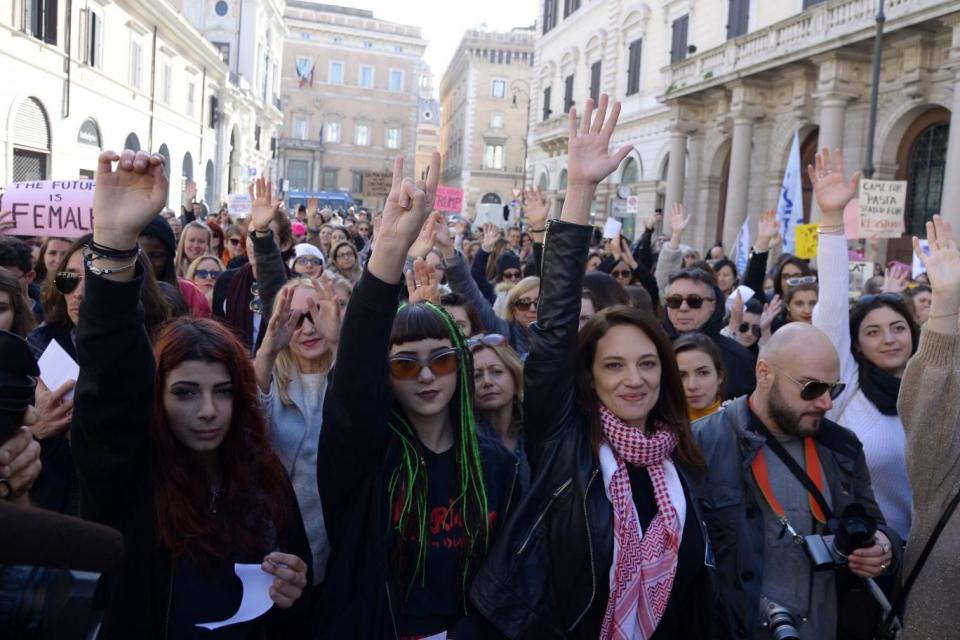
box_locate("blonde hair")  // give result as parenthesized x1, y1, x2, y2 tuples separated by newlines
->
(504, 276, 540, 323)
(175, 221, 212, 277)
(185, 254, 224, 281)
(274, 278, 336, 406)
(471, 341, 524, 438)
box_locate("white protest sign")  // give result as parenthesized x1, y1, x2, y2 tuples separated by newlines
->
(227, 193, 252, 217)
(196, 563, 274, 630)
(38, 340, 80, 401)
(848, 260, 875, 300)
(858, 179, 906, 238)
(912, 239, 930, 278)
(602, 217, 622, 240)
(0, 180, 95, 238)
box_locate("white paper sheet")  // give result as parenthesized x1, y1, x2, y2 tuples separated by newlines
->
(196, 563, 274, 631)
(423, 633, 447, 640)
(602, 217, 622, 240)
(37, 340, 79, 401)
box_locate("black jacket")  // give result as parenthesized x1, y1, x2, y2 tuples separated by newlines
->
(315, 269, 519, 639)
(72, 267, 313, 638)
(469, 220, 723, 639)
(662, 282, 757, 398)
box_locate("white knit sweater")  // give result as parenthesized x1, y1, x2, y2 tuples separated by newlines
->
(812, 234, 912, 541)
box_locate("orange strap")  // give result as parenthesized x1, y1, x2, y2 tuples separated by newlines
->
(751, 439, 827, 525)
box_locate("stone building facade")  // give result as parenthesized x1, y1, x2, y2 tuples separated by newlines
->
(439, 28, 536, 217)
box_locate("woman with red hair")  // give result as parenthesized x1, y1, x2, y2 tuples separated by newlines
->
(71, 149, 312, 638)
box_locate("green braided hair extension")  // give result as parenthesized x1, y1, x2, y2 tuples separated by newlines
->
(386, 301, 490, 606)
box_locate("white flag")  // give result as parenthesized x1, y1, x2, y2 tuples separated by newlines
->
(776, 131, 804, 254)
(735, 215, 750, 276)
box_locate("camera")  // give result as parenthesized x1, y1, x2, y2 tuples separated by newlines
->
(760, 597, 800, 640)
(803, 503, 878, 571)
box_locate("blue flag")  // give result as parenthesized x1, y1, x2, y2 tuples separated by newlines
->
(776, 131, 803, 254)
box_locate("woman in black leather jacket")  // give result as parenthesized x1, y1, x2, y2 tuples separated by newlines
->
(469, 95, 727, 640)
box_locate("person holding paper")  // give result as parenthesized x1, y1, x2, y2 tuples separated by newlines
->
(810, 147, 917, 543)
(71, 149, 312, 638)
(316, 151, 518, 639)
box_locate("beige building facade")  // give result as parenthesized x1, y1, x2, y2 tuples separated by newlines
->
(278, 1, 427, 208)
(440, 28, 535, 217)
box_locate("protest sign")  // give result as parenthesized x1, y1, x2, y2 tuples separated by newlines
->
(794, 223, 820, 259)
(0, 180, 95, 238)
(435, 186, 464, 213)
(602, 217, 622, 240)
(859, 179, 906, 238)
(913, 239, 930, 278)
(362, 171, 392, 197)
(848, 260, 875, 300)
(227, 193, 252, 217)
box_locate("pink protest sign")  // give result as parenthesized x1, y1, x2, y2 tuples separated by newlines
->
(434, 186, 464, 213)
(0, 180, 95, 238)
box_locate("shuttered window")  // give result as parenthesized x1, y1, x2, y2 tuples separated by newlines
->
(727, 0, 750, 39)
(542, 86, 552, 121)
(671, 15, 689, 63)
(14, 98, 50, 151)
(626, 39, 642, 96)
(589, 61, 602, 105)
(563, 74, 574, 113)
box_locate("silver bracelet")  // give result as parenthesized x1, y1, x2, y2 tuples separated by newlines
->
(83, 248, 139, 275)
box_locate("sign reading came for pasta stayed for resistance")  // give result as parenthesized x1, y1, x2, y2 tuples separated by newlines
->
(859, 179, 906, 238)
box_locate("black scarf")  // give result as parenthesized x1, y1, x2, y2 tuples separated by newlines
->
(859, 363, 901, 416)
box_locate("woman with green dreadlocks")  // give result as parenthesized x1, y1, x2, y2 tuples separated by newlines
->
(315, 151, 519, 640)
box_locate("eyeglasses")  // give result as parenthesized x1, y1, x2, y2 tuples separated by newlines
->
(502, 270, 522, 281)
(769, 362, 846, 401)
(194, 269, 222, 280)
(295, 257, 324, 267)
(388, 348, 459, 380)
(611, 269, 633, 279)
(785, 275, 817, 287)
(515, 297, 538, 312)
(739, 322, 762, 339)
(856, 292, 904, 307)
(665, 294, 715, 310)
(467, 334, 508, 349)
(335, 252, 354, 260)
(229, 237, 242, 246)
(55, 271, 83, 295)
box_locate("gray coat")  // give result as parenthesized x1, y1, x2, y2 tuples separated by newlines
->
(692, 396, 903, 639)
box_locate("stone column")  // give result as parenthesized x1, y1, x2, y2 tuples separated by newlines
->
(940, 68, 960, 230)
(664, 130, 688, 210)
(721, 116, 755, 252)
(811, 94, 851, 221)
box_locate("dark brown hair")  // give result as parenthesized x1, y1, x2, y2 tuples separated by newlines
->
(0, 267, 36, 337)
(673, 332, 727, 400)
(576, 305, 705, 470)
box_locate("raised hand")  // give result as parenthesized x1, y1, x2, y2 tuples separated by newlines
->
(405, 257, 441, 305)
(915, 215, 960, 334)
(184, 180, 197, 204)
(523, 186, 551, 229)
(881, 264, 910, 294)
(760, 295, 783, 341)
(308, 278, 342, 345)
(668, 202, 691, 249)
(409, 211, 440, 259)
(249, 175, 281, 233)
(562, 94, 634, 225)
(808, 147, 860, 222)
(307, 197, 319, 214)
(0, 211, 14, 238)
(430, 213, 456, 259)
(481, 223, 502, 253)
(644, 211, 663, 232)
(92, 149, 168, 250)
(260, 286, 299, 357)
(726, 291, 744, 334)
(0, 426, 41, 503)
(31, 379, 75, 440)
(756, 208, 782, 251)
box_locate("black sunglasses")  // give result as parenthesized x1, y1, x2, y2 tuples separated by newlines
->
(229, 237, 242, 246)
(502, 270, 522, 281)
(770, 362, 846, 401)
(856, 292, 904, 307)
(611, 269, 633, 279)
(665, 294, 715, 310)
(55, 271, 83, 295)
(739, 323, 762, 339)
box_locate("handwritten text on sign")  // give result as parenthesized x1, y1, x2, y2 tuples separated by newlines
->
(434, 186, 464, 213)
(859, 179, 906, 238)
(0, 181, 95, 238)
(362, 172, 393, 197)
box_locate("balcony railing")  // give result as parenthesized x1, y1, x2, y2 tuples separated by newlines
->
(277, 137, 324, 151)
(533, 113, 580, 155)
(661, 0, 955, 99)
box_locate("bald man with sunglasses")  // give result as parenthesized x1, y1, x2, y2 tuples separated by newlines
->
(691, 322, 902, 640)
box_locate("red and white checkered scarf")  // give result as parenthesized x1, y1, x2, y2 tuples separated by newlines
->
(599, 404, 681, 640)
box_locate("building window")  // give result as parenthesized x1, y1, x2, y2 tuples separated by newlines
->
(333, 36, 343, 44)
(803, 0, 826, 6)
(292, 116, 307, 140)
(260, 52, 270, 101)
(23, 0, 58, 45)
(542, 0, 558, 34)
(727, 0, 749, 40)
(484, 144, 504, 169)
(83, 8, 103, 68)
(329, 61, 344, 84)
(212, 41, 229, 64)
(626, 38, 642, 95)
(563, 74, 574, 113)
(389, 69, 404, 92)
(355, 124, 371, 146)
(359, 65, 374, 88)
(490, 112, 504, 130)
(542, 86, 552, 121)
(589, 60, 601, 104)
(161, 63, 173, 105)
(186, 82, 196, 117)
(492, 79, 506, 99)
(363, 41, 373, 49)
(386, 127, 401, 149)
(322, 169, 338, 190)
(288, 159, 309, 191)
(129, 39, 143, 89)
(255, 125, 262, 151)
(906, 122, 949, 238)
(352, 171, 364, 193)
(326, 121, 341, 143)
(671, 15, 690, 63)
(563, 0, 580, 18)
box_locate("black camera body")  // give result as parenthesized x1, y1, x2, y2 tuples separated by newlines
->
(803, 503, 878, 571)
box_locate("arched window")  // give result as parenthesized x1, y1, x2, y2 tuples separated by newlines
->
(12, 98, 51, 181)
(205, 161, 216, 206)
(621, 157, 639, 183)
(905, 122, 948, 238)
(559, 169, 568, 190)
(124, 133, 141, 152)
(158, 144, 172, 205)
(481, 192, 502, 204)
(182, 152, 194, 194)
(538, 172, 549, 191)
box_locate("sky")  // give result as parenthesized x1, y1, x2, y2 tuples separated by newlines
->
(328, 0, 539, 95)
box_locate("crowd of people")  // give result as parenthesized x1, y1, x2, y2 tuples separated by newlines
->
(0, 93, 958, 640)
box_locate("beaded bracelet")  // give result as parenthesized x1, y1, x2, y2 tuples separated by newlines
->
(88, 240, 140, 260)
(83, 247, 140, 276)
